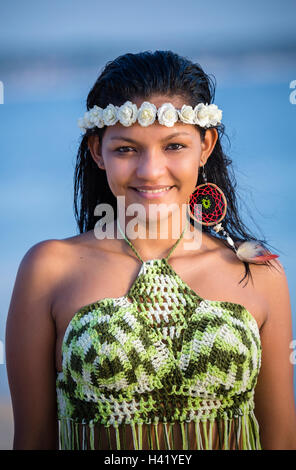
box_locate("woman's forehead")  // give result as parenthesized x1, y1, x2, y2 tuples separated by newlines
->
(103, 120, 199, 144)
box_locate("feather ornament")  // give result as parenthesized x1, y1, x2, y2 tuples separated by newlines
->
(235, 240, 279, 264)
(213, 223, 279, 264)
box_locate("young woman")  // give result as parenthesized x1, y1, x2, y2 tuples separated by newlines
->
(6, 50, 296, 450)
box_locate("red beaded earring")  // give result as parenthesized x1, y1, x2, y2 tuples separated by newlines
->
(188, 164, 227, 227)
(187, 164, 279, 264)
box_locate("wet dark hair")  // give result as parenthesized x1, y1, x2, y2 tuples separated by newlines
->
(74, 49, 280, 287)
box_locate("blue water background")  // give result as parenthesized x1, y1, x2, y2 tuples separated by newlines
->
(1, 79, 295, 398)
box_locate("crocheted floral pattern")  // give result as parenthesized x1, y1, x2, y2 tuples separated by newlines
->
(56, 258, 261, 432)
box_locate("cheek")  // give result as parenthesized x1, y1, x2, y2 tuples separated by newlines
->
(174, 154, 200, 185)
(103, 158, 131, 194)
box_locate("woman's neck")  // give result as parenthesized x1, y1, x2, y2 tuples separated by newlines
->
(115, 215, 200, 261)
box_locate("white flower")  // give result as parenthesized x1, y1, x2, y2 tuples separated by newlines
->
(82, 111, 93, 128)
(178, 105, 195, 124)
(77, 106, 105, 131)
(207, 104, 222, 126)
(194, 103, 222, 128)
(77, 100, 223, 132)
(77, 117, 87, 131)
(117, 101, 138, 127)
(88, 106, 99, 123)
(194, 103, 211, 127)
(89, 105, 105, 128)
(157, 102, 179, 127)
(102, 103, 118, 126)
(137, 101, 157, 127)
(93, 116, 105, 128)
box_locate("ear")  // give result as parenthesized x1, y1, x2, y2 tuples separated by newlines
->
(199, 128, 218, 167)
(87, 135, 105, 170)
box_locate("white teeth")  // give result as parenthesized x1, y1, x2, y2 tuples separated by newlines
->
(136, 186, 172, 193)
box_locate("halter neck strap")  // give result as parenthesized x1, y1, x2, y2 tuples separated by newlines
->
(116, 218, 189, 263)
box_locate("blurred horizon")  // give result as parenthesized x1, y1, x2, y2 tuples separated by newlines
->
(1, 0, 296, 104)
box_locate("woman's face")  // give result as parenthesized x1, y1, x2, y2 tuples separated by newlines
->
(88, 94, 218, 224)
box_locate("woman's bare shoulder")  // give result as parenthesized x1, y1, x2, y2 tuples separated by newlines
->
(252, 258, 291, 321)
(17, 234, 93, 295)
(234, 246, 287, 327)
(22, 231, 97, 263)
(21, 238, 73, 272)
(20, 226, 124, 289)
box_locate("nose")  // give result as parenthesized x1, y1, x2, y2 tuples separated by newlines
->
(135, 148, 166, 180)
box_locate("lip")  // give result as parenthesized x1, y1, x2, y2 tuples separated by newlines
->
(130, 186, 175, 199)
(132, 185, 175, 190)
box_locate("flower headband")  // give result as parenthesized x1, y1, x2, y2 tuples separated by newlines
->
(77, 100, 222, 132)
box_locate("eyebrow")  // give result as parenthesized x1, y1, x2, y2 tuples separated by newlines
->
(109, 132, 192, 143)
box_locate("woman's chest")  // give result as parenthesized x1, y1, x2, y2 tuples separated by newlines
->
(52, 253, 268, 373)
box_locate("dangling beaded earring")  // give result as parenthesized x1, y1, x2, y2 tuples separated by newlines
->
(187, 164, 279, 264)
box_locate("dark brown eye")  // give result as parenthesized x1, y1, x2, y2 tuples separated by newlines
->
(166, 143, 186, 150)
(115, 146, 135, 153)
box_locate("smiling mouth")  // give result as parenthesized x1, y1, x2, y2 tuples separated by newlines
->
(131, 186, 175, 194)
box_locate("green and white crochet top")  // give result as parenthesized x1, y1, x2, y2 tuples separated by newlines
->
(56, 219, 262, 450)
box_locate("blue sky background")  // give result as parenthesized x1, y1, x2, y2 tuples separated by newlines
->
(0, 0, 296, 448)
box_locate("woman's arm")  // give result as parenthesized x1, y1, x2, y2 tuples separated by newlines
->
(254, 261, 296, 450)
(5, 241, 60, 450)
